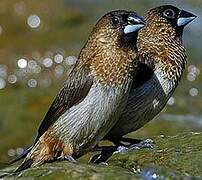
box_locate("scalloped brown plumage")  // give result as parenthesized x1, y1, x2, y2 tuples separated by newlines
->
(105, 5, 196, 144)
(11, 10, 145, 172)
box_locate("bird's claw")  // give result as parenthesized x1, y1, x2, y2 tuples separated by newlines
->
(128, 138, 154, 151)
(89, 148, 114, 164)
(116, 138, 154, 153)
(90, 139, 154, 164)
(115, 145, 128, 154)
(63, 155, 77, 163)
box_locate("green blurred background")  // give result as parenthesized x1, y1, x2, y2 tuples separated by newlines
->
(0, 0, 201, 168)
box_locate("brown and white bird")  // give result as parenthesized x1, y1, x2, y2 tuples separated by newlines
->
(11, 10, 145, 172)
(91, 5, 197, 163)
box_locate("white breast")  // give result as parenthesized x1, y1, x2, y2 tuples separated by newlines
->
(51, 81, 131, 155)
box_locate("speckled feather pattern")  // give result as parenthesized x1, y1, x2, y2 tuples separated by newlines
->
(17, 10, 140, 168)
(80, 22, 138, 87)
(106, 7, 187, 139)
(137, 11, 186, 90)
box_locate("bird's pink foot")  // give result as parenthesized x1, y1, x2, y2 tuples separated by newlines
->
(116, 138, 154, 153)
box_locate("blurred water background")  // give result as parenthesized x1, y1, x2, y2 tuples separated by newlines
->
(0, 0, 201, 168)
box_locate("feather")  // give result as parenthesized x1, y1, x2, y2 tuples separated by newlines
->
(9, 146, 32, 164)
(14, 159, 33, 173)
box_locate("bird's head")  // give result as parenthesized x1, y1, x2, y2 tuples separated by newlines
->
(145, 5, 197, 37)
(90, 10, 145, 47)
(79, 10, 145, 86)
(137, 5, 196, 79)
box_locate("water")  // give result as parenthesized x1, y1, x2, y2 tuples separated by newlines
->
(0, 0, 202, 170)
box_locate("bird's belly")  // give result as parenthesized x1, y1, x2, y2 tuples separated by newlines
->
(107, 73, 175, 138)
(50, 82, 130, 156)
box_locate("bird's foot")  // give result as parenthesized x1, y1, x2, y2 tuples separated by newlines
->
(89, 146, 117, 164)
(58, 155, 76, 163)
(116, 138, 154, 154)
(64, 155, 77, 163)
(90, 138, 154, 164)
(130, 138, 154, 149)
(89, 154, 109, 165)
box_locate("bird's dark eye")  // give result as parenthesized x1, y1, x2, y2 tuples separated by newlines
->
(163, 9, 175, 19)
(112, 16, 119, 25)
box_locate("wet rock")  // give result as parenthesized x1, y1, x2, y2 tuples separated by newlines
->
(0, 132, 201, 179)
(110, 132, 202, 178)
(0, 163, 138, 180)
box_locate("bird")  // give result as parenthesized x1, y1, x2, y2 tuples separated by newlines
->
(91, 5, 197, 163)
(10, 10, 145, 172)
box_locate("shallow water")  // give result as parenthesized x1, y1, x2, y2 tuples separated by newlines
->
(0, 0, 201, 171)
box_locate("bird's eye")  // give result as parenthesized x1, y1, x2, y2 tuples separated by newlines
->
(112, 16, 119, 25)
(163, 9, 175, 19)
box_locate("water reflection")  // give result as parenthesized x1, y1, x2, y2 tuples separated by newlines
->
(187, 65, 200, 82)
(65, 56, 77, 65)
(42, 57, 53, 68)
(0, 54, 77, 90)
(54, 54, 63, 64)
(159, 114, 202, 127)
(7, 75, 17, 84)
(14, 1, 26, 15)
(0, 78, 6, 89)
(27, 78, 37, 88)
(0, 65, 7, 78)
(7, 147, 24, 157)
(55, 65, 64, 78)
(189, 87, 198, 97)
(0, 26, 3, 35)
(27, 15, 41, 29)
(17, 58, 27, 69)
(141, 168, 158, 180)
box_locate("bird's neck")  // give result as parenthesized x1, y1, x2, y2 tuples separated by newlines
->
(137, 27, 187, 95)
(139, 27, 186, 79)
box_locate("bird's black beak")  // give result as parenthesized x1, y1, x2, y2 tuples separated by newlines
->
(177, 9, 197, 27)
(124, 13, 145, 34)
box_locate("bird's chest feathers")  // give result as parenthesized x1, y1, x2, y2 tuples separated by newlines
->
(90, 46, 136, 87)
(52, 82, 130, 148)
(153, 66, 175, 96)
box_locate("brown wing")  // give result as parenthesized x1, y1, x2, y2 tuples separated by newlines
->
(34, 67, 93, 143)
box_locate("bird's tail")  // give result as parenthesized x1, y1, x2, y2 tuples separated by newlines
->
(11, 136, 70, 173)
(9, 146, 32, 165)
(13, 140, 53, 173)
(14, 159, 33, 173)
